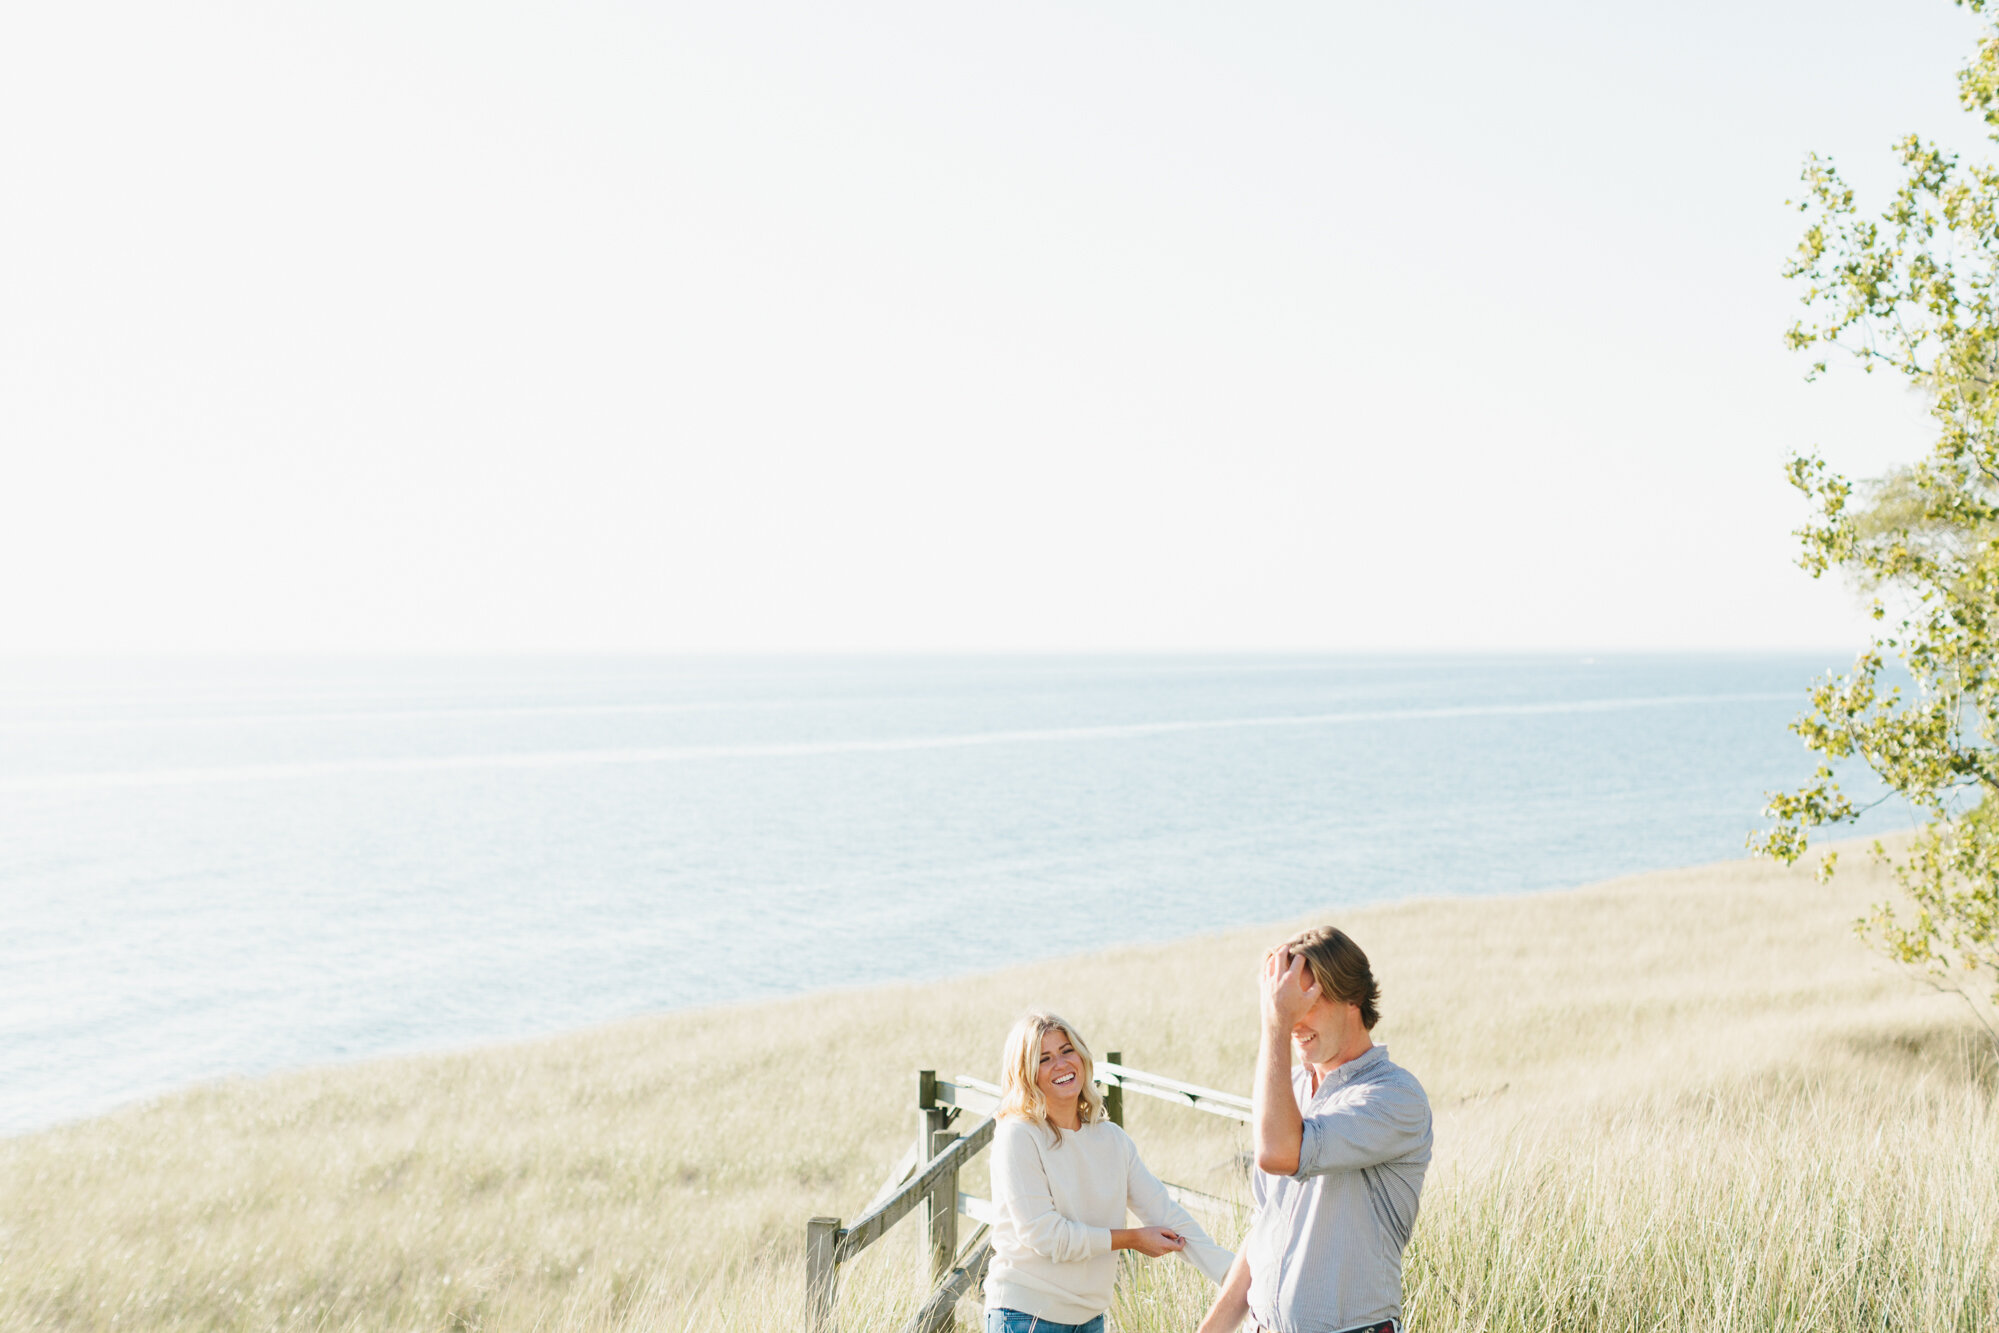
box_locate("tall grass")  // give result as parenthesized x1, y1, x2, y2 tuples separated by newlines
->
(3, 841, 1995, 1330)
(1403, 1030, 1998, 1332)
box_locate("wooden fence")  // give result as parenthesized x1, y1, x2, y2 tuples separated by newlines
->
(805, 1054, 1253, 1333)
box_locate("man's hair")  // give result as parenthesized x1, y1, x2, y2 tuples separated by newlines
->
(1282, 926, 1381, 1030)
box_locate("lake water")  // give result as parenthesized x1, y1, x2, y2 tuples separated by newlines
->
(0, 653, 1907, 1135)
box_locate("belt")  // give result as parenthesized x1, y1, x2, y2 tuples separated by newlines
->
(1255, 1321, 1399, 1333)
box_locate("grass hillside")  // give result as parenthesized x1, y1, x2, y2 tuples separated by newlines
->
(3, 839, 1995, 1331)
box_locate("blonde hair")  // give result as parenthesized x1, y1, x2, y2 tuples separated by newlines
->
(996, 1010, 1100, 1144)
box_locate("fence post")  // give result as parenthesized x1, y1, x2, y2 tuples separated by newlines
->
(916, 1071, 951, 1289)
(806, 1215, 839, 1333)
(928, 1127, 960, 1287)
(1104, 1050, 1123, 1127)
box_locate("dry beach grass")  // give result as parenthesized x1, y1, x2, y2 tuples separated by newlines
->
(3, 839, 1996, 1331)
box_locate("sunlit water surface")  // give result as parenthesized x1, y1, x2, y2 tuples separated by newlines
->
(0, 654, 1906, 1134)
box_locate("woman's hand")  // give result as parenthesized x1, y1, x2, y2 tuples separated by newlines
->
(1111, 1226, 1186, 1258)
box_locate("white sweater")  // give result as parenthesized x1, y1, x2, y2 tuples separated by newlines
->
(984, 1116, 1234, 1324)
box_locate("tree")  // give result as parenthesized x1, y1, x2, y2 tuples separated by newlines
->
(1756, 0, 1999, 1038)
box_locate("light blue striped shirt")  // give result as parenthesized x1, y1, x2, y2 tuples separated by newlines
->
(1244, 1044, 1432, 1332)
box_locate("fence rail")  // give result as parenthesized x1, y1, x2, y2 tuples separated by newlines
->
(1098, 1060, 1253, 1123)
(805, 1052, 1249, 1333)
(835, 1114, 996, 1265)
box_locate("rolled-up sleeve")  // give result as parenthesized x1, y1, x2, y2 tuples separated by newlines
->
(1295, 1080, 1431, 1178)
(991, 1122, 1113, 1263)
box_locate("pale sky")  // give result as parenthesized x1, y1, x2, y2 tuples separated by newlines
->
(0, 1, 1986, 654)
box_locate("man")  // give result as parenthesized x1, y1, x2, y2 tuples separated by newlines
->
(1197, 926, 1432, 1333)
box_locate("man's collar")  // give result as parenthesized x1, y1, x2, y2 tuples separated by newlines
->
(1300, 1042, 1388, 1097)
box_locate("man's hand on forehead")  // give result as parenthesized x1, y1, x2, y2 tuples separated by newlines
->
(1260, 946, 1320, 1025)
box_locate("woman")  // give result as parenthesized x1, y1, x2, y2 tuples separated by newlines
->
(984, 1010, 1233, 1333)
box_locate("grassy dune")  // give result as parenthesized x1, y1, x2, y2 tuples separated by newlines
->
(4, 840, 1996, 1331)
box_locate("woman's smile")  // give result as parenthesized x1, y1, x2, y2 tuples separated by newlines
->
(1035, 1029, 1084, 1106)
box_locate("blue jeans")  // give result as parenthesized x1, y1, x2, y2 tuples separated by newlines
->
(986, 1310, 1104, 1333)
